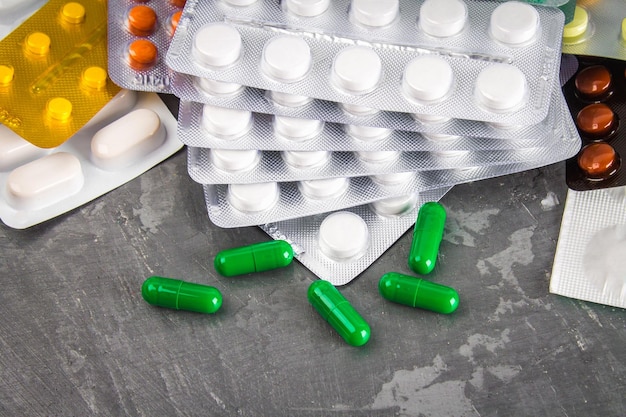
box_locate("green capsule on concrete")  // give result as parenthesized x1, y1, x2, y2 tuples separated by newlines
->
(379, 272, 459, 314)
(408, 202, 446, 275)
(214, 240, 294, 277)
(307, 280, 370, 347)
(141, 276, 222, 314)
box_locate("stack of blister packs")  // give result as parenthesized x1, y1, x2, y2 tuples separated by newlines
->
(157, 0, 578, 284)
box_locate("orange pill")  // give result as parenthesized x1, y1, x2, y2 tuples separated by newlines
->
(169, 10, 182, 35)
(127, 39, 158, 71)
(577, 142, 620, 180)
(127, 5, 158, 37)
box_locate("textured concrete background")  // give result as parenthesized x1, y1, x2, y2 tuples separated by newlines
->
(1, 99, 625, 416)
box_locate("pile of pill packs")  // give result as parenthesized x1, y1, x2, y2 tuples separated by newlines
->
(2, 0, 625, 327)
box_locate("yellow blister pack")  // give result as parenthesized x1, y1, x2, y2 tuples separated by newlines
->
(0, 0, 119, 148)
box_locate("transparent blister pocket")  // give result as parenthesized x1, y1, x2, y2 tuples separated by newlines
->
(167, 0, 564, 126)
(0, 90, 183, 229)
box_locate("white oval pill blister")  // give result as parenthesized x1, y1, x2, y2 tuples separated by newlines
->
(0, 90, 182, 229)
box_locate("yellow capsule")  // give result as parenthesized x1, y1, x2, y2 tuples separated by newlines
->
(25, 32, 51, 56)
(46, 97, 72, 121)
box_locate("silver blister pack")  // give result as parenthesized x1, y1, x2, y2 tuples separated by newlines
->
(167, 0, 564, 125)
(177, 89, 566, 152)
(550, 186, 626, 309)
(260, 191, 451, 286)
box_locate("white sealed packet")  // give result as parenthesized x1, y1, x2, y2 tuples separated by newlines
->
(550, 186, 626, 309)
(261, 188, 452, 286)
(0, 91, 183, 229)
(177, 90, 567, 152)
(167, 0, 564, 126)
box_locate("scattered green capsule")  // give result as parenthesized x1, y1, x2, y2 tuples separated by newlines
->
(307, 280, 371, 347)
(379, 272, 459, 314)
(141, 276, 222, 314)
(214, 240, 294, 277)
(408, 202, 446, 275)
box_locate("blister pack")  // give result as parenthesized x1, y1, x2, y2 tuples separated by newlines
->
(0, 0, 46, 40)
(167, 0, 564, 126)
(561, 0, 626, 62)
(563, 57, 625, 191)
(261, 188, 451, 286)
(107, 0, 186, 92)
(0, 90, 183, 229)
(177, 90, 567, 152)
(550, 186, 626, 309)
(0, 0, 121, 148)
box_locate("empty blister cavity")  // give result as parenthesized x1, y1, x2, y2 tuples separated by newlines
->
(331, 46, 382, 95)
(418, 0, 468, 38)
(474, 64, 528, 112)
(202, 104, 253, 138)
(211, 149, 261, 172)
(193, 23, 242, 68)
(489, 1, 539, 46)
(274, 115, 324, 141)
(196, 76, 243, 96)
(284, 0, 330, 17)
(350, 0, 399, 28)
(370, 193, 418, 216)
(403, 56, 455, 104)
(345, 125, 392, 142)
(6, 152, 84, 211)
(299, 177, 350, 200)
(319, 211, 370, 261)
(227, 182, 279, 212)
(282, 150, 331, 168)
(262, 36, 312, 82)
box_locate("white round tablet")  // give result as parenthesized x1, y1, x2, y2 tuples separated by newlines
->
(370, 171, 415, 186)
(201, 104, 253, 137)
(196, 77, 242, 96)
(474, 64, 527, 112)
(332, 46, 382, 94)
(282, 150, 330, 168)
(490, 1, 539, 46)
(338, 102, 378, 116)
(345, 124, 392, 142)
(403, 56, 454, 103)
(269, 91, 311, 107)
(422, 132, 460, 142)
(370, 194, 418, 216)
(419, 0, 468, 38)
(227, 182, 279, 213)
(356, 150, 400, 163)
(274, 115, 324, 141)
(318, 211, 369, 260)
(261, 36, 312, 82)
(285, 0, 330, 17)
(411, 113, 452, 124)
(223, 0, 257, 6)
(192, 23, 242, 68)
(351, 0, 399, 27)
(299, 177, 349, 200)
(210, 149, 260, 172)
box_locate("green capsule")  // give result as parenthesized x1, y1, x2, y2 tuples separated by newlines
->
(408, 202, 446, 275)
(141, 276, 222, 314)
(307, 280, 371, 347)
(379, 272, 459, 314)
(214, 240, 294, 277)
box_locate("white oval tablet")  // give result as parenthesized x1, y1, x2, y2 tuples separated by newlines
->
(371, 194, 418, 216)
(490, 2, 539, 46)
(0, 125, 49, 171)
(201, 104, 253, 138)
(345, 124, 392, 142)
(351, 0, 399, 27)
(419, 0, 468, 38)
(318, 211, 369, 260)
(227, 182, 279, 213)
(6, 152, 84, 210)
(332, 46, 382, 94)
(403, 56, 454, 103)
(91, 108, 166, 170)
(285, 0, 330, 17)
(411, 113, 452, 124)
(370, 171, 415, 186)
(282, 150, 330, 168)
(192, 23, 242, 68)
(223, 0, 257, 5)
(299, 177, 349, 200)
(274, 115, 324, 141)
(269, 91, 311, 107)
(339, 102, 378, 116)
(474, 64, 527, 112)
(356, 150, 400, 163)
(210, 149, 260, 172)
(196, 77, 243, 96)
(261, 36, 312, 82)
